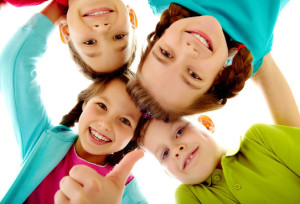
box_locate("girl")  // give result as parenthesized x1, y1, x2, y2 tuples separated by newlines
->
(139, 116, 300, 203)
(2, 0, 138, 79)
(0, 4, 146, 203)
(128, 0, 300, 127)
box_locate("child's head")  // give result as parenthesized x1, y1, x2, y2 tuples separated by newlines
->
(138, 116, 224, 185)
(128, 3, 253, 121)
(60, 70, 142, 166)
(59, 0, 138, 79)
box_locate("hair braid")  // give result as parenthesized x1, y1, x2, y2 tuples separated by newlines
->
(211, 42, 253, 104)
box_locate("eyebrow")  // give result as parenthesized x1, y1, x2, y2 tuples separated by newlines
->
(117, 43, 128, 52)
(152, 51, 167, 65)
(182, 75, 199, 90)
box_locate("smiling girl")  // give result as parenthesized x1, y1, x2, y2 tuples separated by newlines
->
(128, 0, 300, 127)
(2, 0, 138, 79)
(0, 6, 146, 202)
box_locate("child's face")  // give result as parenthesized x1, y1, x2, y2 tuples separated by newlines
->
(66, 0, 135, 73)
(143, 118, 223, 184)
(77, 79, 141, 160)
(139, 16, 228, 111)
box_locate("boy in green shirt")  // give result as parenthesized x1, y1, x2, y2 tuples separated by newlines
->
(139, 116, 300, 203)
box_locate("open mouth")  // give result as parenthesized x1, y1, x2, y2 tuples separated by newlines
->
(183, 147, 199, 170)
(185, 30, 213, 51)
(83, 8, 114, 17)
(89, 127, 111, 143)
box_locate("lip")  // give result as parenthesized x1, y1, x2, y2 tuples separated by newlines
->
(183, 147, 199, 170)
(82, 7, 114, 18)
(89, 127, 112, 145)
(185, 30, 213, 51)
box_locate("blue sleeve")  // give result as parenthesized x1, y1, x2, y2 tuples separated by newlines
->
(0, 13, 54, 162)
(122, 177, 148, 204)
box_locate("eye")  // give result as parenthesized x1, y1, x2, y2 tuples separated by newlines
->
(160, 47, 173, 58)
(162, 149, 169, 160)
(84, 40, 97, 45)
(98, 103, 107, 111)
(120, 118, 131, 126)
(176, 127, 184, 138)
(114, 34, 125, 40)
(188, 69, 200, 80)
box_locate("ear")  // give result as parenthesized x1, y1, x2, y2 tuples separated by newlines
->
(198, 115, 215, 133)
(127, 6, 138, 28)
(59, 16, 70, 44)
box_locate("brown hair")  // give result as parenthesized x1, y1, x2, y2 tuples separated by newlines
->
(128, 3, 253, 121)
(60, 69, 140, 166)
(68, 29, 138, 80)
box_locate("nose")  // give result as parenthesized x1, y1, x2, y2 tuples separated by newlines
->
(174, 144, 185, 158)
(185, 42, 199, 56)
(97, 118, 112, 132)
(92, 22, 110, 32)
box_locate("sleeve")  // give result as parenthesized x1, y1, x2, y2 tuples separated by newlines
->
(0, 13, 54, 161)
(121, 177, 149, 204)
(175, 184, 201, 204)
(245, 123, 300, 176)
(4, 0, 48, 7)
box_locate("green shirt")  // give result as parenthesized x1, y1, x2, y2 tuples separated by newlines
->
(176, 123, 300, 203)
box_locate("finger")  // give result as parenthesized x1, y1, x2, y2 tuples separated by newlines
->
(107, 149, 144, 186)
(69, 165, 102, 190)
(54, 189, 69, 204)
(59, 175, 84, 199)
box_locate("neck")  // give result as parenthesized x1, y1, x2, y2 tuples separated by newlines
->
(75, 139, 107, 165)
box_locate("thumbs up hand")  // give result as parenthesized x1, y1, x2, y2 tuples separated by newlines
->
(54, 149, 144, 204)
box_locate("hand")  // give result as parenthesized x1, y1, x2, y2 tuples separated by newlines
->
(54, 149, 144, 204)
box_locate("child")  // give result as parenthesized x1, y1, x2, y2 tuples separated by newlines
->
(128, 0, 300, 127)
(2, 0, 138, 80)
(0, 4, 146, 204)
(139, 116, 300, 203)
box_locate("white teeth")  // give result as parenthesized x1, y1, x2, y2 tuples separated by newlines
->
(91, 129, 110, 142)
(192, 33, 209, 48)
(88, 11, 110, 16)
(185, 154, 194, 166)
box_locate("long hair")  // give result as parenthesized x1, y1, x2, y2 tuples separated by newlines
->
(60, 70, 140, 166)
(128, 3, 253, 121)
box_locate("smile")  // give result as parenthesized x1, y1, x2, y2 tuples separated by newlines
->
(186, 30, 213, 51)
(89, 127, 111, 143)
(183, 147, 199, 170)
(83, 8, 114, 17)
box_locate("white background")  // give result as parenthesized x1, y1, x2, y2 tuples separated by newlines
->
(0, 0, 299, 203)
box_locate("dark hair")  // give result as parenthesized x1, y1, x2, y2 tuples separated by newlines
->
(60, 70, 140, 166)
(68, 30, 137, 80)
(128, 3, 253, 121)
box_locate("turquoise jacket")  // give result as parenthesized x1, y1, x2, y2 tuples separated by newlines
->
(0, 13, 147, 204)
(148, 0, 289, 74)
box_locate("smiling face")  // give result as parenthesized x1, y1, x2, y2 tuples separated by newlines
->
(64, 0, 136, 73)
(76, 79, 141, 164)
(139, 16, 228, 111)
(143, 118, 224, 184)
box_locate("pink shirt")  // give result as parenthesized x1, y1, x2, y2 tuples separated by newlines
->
(4, 0, 68, 7)
(27, 145, 134, 203)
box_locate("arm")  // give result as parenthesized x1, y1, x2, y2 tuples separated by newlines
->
(0, 8, 56, 160)
(251, 53, 300, 127)
(54, 150, 146, 204)
(40, 0, 67, 25)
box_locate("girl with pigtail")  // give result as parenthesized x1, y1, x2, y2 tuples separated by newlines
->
(128, 0, 300, 127)
(0, 10, 147, 201)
